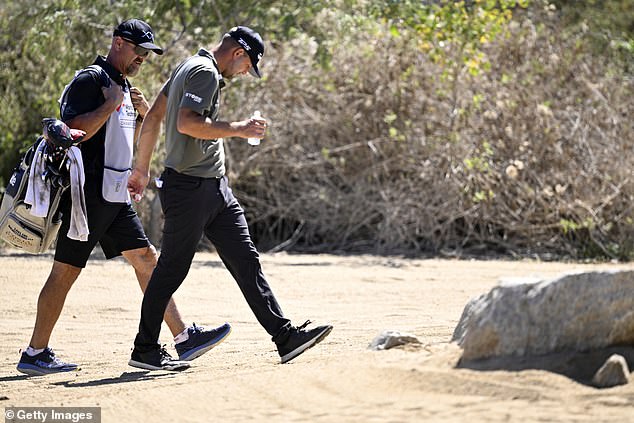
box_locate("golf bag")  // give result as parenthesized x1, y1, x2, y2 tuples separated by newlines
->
(0, 118, 84, 253)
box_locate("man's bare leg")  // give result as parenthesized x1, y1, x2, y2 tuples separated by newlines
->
(29, 261, 82, 349)
(122, 245, 186, 337)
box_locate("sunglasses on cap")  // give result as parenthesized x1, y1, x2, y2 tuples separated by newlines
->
(121, 38, 150, 57)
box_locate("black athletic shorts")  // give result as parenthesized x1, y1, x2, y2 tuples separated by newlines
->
(54, 188, 150, 268)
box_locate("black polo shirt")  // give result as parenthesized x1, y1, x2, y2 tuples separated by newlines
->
(60, 56, 131, 188)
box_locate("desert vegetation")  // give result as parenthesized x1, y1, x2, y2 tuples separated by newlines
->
(1, 0, 632, 259)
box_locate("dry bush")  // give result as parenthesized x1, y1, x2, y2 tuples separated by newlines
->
(457, 15, 634, 259)
(140, 10, 633, 259)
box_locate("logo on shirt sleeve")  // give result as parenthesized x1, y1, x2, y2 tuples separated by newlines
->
(185, 92, 203, 103)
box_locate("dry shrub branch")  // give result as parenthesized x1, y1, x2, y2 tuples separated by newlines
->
(141, 11, 633, 259)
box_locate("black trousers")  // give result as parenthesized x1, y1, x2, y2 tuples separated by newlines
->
(134, 168, 291, 352)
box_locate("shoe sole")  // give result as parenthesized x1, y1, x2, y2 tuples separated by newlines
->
(280, 325, 333, 364)
(178, 326, 232, 361)
(128, 359, 191, 371)
(16, 363, 78, 376)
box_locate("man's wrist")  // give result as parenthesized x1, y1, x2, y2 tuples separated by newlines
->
(132, 166, 150, 175)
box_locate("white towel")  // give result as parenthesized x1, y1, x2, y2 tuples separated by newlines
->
(66, 146, 89, 241)
(25, 140, 89, 242)
(24, 139, 49, 217)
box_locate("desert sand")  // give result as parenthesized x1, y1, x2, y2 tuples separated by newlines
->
(1, 250, 633, 422)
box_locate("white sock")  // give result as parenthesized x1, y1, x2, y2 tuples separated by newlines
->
(25, 346, 45, 356)
(174, 327, 190, 344)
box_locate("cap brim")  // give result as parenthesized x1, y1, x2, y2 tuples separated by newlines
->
(248, 65, 261, 78)
(138, 42, 164, 55)
(247, 53, 261, 78)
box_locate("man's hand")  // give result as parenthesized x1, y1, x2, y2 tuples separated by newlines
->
(130, 87, 150, 118)
(102, 83, 124, 111)
(127, 168, 150, 202)
(235, 115, 267, 139)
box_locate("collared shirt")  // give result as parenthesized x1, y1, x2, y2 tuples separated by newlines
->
(161, 48, 225, 178)
(60, 56, 131, 182)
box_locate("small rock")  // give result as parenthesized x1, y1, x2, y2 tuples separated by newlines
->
(368, 330, 421, 351)
(592, 354, 630, 388)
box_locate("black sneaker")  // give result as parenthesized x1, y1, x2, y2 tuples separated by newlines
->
(129, 345, 191, 371)
(276, 320, 333, 364)
(16, 347, 78, 376)
(175, 322, 232, 361)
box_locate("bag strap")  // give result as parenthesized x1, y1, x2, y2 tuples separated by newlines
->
(58, 64, 110, 118)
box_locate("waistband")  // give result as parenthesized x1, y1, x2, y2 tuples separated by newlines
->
(163, 167, 222, 180)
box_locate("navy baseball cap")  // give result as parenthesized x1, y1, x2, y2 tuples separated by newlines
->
(227, 26, 264, 78)
(113, 19, 164, 55)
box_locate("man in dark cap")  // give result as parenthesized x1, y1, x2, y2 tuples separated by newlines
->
(17, 19, 230, 376)
(127, 26, 332, 371)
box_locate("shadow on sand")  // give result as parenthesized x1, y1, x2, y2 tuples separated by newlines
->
(456, 345, 634, 387)
(49, 370, 183, 388)
(0, 375, 31, 382)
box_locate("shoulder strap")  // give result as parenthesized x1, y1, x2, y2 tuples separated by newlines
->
(58, 64, 110, 117)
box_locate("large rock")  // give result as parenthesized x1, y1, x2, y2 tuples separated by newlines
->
(452, 270, 634, 361)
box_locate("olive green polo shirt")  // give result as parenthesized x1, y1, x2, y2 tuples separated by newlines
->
(162, 48, 225, 178)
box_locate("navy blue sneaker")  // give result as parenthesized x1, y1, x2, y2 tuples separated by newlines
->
(176, 322, 232, 361)
(276, 320, 333, 364)
(129, 345, 190, 371)
(17, 347, 79, 376)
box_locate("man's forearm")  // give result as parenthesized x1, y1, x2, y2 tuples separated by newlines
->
(134, 113, 161, 173)
(134, 92, 167, 173)
(64, 100, 117, 141)
(177, 108, 242, 140)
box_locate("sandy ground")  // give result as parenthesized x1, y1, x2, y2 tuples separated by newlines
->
(1, 250, 633, 422)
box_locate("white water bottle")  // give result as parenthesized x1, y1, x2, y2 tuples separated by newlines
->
(247, 110, 262, 146)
